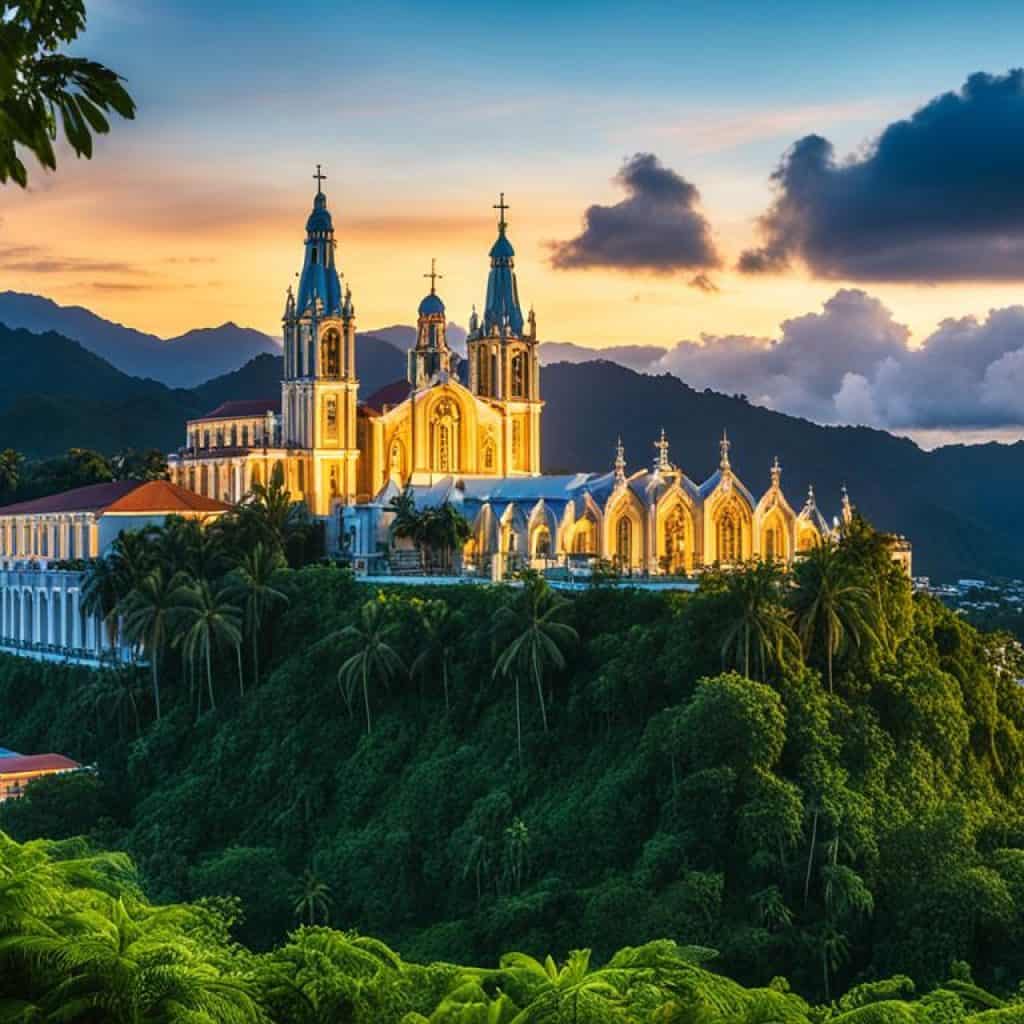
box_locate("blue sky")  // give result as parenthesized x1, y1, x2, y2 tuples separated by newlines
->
(7, 0, 1024, 440)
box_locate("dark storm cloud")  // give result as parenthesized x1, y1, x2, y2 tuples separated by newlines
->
(550, 153, 720, 275)
(740, 70, 1024, 281)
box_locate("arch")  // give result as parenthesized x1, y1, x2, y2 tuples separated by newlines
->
(321, 328, 342, 377)
(570, 515, 597, 556)
(797, 522, 823, 552)
(656, 490, 696, 575)
(430, 397, 461, 474)
(602, 489, 645, 570)
(531, 524, 551, 559)
(711, 493, 753, 565)
(388, 436, 407, 480)
(759, 506, 790, 563)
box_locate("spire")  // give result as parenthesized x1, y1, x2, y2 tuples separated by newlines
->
(468, 304, 479, 333)
(654, 428, 670, 474)
(804, 484, 816, 511)
(424, 257, 442, 295)
(295, 167, 342, 317)
(841, 483, 853, 524)
(614, 436, 626, 485)
(770, 455, 781, 489)
(411, 260, 450, 386)
(478, 191, 525, 337)
(719, 429, 731, 471)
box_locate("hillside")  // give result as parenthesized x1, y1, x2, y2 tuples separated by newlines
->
(0, 291, 280, 388)
(0, 324, 406, 456)
(2, 521, 1022, 999)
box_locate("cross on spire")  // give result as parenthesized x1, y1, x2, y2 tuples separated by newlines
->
(614, 435, 626, 484)
(313, 164, 327, 192)
(493, 191, 510, 231)
(424, 257, 442, 295)
(719, 429, 731, 470)
(771, 455, 782, 488)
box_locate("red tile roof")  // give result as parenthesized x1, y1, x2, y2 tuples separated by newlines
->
(0, 481, 140, 516)
(361, 379, 411, 414)
(103, 480, 232, 515)
(0, 480, 231, 518)
(0, 753, 80, 775)
(195, 398, 280, 422)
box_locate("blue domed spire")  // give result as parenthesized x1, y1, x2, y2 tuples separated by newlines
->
(295, 165, 343, 318)
(482, 192, 524, 336)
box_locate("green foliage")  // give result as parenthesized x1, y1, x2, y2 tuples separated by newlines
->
(0, 0, 135, 186)
(3, 520, 1024, 1004)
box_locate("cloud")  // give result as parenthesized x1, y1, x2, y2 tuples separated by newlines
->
(0, 245, 144, 276)
(549, 153, 720, 276)
(740, 70, 1024, 282)
(654, 289, 1024, 430)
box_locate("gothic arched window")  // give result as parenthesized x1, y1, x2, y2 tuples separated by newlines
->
(533, 525, 551, 558)
(616, 516, 632, 566)
(511, 352, 527, 398)
(664, 507, 687, 572)
(389, 439, 405, 479)
(717, 507, 742, 563)
(483, 441, 495, 472)
(431, 399, 459, 474)
(322, 329, 341, 378)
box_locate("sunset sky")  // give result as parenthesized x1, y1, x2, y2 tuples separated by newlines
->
(6, 0, 1024, 440)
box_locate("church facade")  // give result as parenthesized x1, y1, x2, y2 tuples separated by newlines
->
(167, 175, 911, 579)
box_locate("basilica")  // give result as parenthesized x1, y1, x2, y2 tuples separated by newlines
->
(166, 175, 912, 580)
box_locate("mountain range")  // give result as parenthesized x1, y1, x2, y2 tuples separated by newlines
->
(1, 294, 1022, 581)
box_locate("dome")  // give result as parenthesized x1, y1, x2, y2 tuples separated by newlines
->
(489, 232, 515, 261)
(306, 193, 334, 233)
(418, 292, 445, 316)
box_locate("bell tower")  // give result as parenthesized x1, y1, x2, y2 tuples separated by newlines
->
(408, 258, 452, 388)
(466, 193, 543, 475)
(282, 166, 360, 514)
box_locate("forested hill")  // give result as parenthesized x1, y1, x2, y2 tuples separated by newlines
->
(542, 360, 1024, 582)
(2, 517, 1024, 1001)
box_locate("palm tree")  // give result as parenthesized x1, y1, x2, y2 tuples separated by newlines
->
(0, 448, 22, 497)
(174, 577, 243, 715)
(242, 467, 301, 554)
(119, 567, 183, 720)
(81, 556, 121, 651)
(410, 598, 456, 712)
(331, 598, 406, 734)
(292, 869, 332, 926)
(492, 573, 578, 766)
(718, 561, 799, 680)
(791, 542, 878, 693)
(226, 542, 290, 688)
(388, 486, 424, 569)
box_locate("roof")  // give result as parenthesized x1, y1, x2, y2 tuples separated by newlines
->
(194, 398, 279, 422)
(0, 480, 231, 519)
(103, 480, 232, 515)
(0, 753, 80, 776)
(362, 379, 411, 414)
(418, 292, 445, 316)
(0, 481, 140, 517)
(0, 748, 20, 758)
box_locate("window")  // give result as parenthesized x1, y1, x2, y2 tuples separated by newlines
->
(438, 424, 451, 472)
(483, 442, 495, 471)
(717, 508, 741, 563)
(664, 507, 686, 572)
(511, 352, 527, 397)
(389, 439, 404, 478)
(431, 399, 459, 474)
(616, 516, 632, 565)
(533, 526, 551, 558)
(512, 421, 522, 465)
(325, 396, 338, 440)
(241, 425, 249, 447)
(322, 329, 342, 377)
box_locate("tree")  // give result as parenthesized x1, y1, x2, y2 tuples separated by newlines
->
(791, 542, 878, 693)
(493, 572, 578, 766)
(0, 448, 22, 496)
(119, 566, 184, 720)
(292, 869, 332, 926)
(331, 597, 406, 734)
(111, 448, 169, 482)
(226, 542, 290, 688)
(174, 577, 243, 714)
(717, 561, 799, 680)
(81, 555, 121, 650)
(241, 467, 303, 554)
(0, 0, 136, 186)
(410, 598, 457, 712)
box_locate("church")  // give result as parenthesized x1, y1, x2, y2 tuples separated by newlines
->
(167, 173, 912, 580)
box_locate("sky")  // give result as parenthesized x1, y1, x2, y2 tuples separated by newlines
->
(5, 0, 1024, 443)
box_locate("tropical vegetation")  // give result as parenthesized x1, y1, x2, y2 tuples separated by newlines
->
(2, 508, 1024, 1005)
